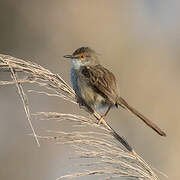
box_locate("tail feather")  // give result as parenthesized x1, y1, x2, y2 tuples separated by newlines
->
(117, 97, 166, 137)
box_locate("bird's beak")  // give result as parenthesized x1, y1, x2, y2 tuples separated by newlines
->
(63, 55, 74, 59)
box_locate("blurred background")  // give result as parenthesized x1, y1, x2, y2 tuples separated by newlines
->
(0, 0, 179, 179)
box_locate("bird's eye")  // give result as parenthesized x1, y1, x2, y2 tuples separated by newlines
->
(80, 55, 84, 59)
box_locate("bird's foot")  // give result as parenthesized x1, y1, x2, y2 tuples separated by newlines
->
(97, 115, 105, 125)
(77, 97, 94, 113)
(76, 97, 84, 106)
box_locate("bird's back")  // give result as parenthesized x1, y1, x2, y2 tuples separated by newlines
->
(79, 65, 119, 104)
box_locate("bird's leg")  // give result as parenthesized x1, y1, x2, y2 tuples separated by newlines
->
(77, 96, 94, 113)
(97, 106, 111, 125)
(76, 96, 85, 107)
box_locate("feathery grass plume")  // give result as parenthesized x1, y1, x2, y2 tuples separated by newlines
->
(0, 54, 166, 180)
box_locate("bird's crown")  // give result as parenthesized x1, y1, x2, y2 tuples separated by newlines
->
(72, 47, 95, 58)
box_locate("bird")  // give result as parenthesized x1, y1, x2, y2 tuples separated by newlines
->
(63, 47, 166, 137)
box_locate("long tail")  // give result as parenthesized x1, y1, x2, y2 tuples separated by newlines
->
(117, 97, 166, 136)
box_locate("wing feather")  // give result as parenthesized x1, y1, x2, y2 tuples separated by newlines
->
(80, 65, 118, 104)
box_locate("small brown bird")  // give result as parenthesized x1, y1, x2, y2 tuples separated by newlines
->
(64, 47, 166, 136)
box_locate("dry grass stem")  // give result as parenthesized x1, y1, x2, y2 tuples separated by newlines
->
(0, 54, 165, 180)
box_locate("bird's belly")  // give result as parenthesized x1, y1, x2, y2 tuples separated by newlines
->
(79, 83, 110, 115)
(94, 96, 110, 115)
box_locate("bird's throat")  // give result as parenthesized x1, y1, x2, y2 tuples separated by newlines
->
(72, 60, 84, 69)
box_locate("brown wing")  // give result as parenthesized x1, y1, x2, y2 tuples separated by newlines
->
(80, 64, 119, 104)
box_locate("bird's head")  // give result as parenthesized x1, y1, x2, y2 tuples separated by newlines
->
(63, 47, 99, 69)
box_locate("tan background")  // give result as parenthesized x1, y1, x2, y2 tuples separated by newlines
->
(0, 0, 179, 180)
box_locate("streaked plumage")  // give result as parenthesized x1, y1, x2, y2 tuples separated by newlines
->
(64, 47, 166, 136)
